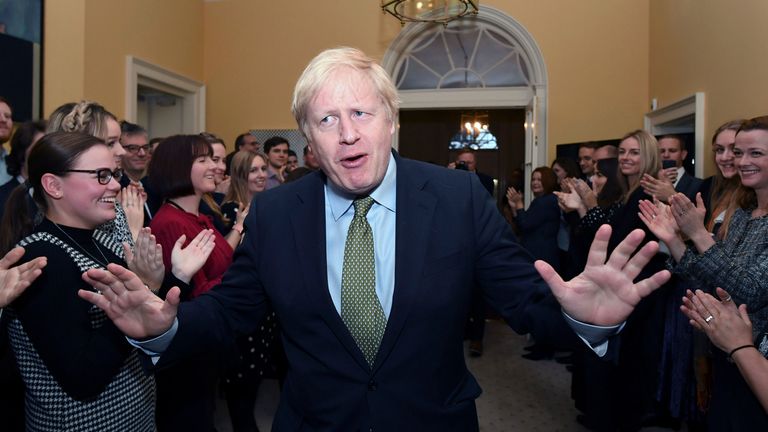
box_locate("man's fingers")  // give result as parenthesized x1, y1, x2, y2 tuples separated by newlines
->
(622, 240, 660, 281)
(631, 269, 670, 300)
(605, 228, 646, 270)
(78, 289, 111, 310)
(162, 287, 182, 314)
(585, 224, 612, 267)
(534, 260, 563, 298)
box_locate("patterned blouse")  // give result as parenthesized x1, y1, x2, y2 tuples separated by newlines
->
(6, 220, 155, 431)
(672, 208, 768, 357)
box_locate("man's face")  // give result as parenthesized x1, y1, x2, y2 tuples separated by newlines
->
(0, 102, 13, 142)
(578, 147, 595, 175)
(658, 137, 687, 167)
(457, 152, 477, 172)
(286, 155, 299, 172)
(241, 134, 260, 153)
(120, 133, 151, 172)
(267, 143, 289, 169)
(305, 67, 394, 195)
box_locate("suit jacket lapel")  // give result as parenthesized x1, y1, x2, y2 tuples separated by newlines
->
(374, 156, 437, 371)
(289, 172, 371, 371)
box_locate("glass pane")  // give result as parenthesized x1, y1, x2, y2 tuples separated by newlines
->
(411, 33, 453, 77)
(399, 58, 442, 90)
(444, 28, 480, 71)
(440, 69, 484, 89)
(483, 55, 529, 87)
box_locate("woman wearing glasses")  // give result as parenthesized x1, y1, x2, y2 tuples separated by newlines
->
(47, 101, 145, 245)
(0, 133, 141, 430)
(0, 132, 214, 431)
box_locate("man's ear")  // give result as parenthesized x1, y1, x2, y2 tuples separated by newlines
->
(680, 149, 688, 162)
(40, 173, 63, 200)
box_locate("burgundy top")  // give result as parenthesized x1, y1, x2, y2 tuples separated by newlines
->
(150, 203, 233, 299)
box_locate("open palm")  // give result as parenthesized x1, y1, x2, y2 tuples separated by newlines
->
(536, 225, 670, 325)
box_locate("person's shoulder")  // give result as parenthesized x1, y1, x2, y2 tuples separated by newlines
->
(17, 230, 75, 264)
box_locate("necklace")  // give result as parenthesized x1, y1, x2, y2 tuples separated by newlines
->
(51, 221, 111, 267)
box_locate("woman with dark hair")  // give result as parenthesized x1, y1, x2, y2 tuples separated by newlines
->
(506, 166, 561, 271)
(0, 131, 209, 431)
(148, 134, 235, 432)
(551, 156, 581, 190)
(0, 120, 46, 219)
(1, 132, 155, 431)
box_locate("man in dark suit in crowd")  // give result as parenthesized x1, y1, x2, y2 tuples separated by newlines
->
(640, 134, 703, 202)
(447, 148, 494, 356)
(448, 148, 495, 196)
(81, 47, 669, 431)
(225, 131, 260, 175)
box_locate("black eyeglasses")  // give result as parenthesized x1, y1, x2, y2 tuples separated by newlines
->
(123, 144, 152, 154)
(65, 168, 124, 185)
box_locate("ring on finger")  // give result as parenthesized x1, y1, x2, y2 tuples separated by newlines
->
(723, 296, 732, 303)
(705, 315, 714, 323)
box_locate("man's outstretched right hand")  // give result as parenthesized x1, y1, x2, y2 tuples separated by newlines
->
(79, 263, 179, 339)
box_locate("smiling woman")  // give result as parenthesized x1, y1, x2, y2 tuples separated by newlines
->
(145, 134, 235, 431)
(0, 131, 156, 431)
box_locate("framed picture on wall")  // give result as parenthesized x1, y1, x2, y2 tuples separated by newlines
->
(0, 0, 43, 121)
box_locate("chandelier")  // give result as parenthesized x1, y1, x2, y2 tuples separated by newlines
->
(450, 111, 497, 150)
(381, 0, 479, 26)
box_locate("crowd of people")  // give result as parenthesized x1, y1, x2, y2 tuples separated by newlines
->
(0, 96, 316, 431)
(0, 46, 765, 432)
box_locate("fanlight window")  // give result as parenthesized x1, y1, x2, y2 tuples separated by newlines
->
(395, 22, 531, 90)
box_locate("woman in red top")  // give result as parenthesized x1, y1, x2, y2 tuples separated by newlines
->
(149, 134, 237, 299)
(147, 134, 236, 431)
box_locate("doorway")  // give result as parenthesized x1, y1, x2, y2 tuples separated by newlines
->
(124, 56, 205, 135)
(398, 108, 525, 201)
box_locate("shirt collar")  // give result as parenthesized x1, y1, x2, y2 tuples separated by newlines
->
(327, 153, 397, 222)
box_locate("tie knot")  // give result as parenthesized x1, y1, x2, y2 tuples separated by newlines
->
(353, 196, 375, 218)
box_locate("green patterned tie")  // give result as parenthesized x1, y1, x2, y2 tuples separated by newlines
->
(341, 196, 387, 367)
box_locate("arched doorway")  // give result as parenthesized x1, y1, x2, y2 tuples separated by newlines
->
(382, 6, 547, 204)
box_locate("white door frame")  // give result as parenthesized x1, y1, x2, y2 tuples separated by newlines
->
(125, 56, 206, 133)
(644, 92, 705, 178)
(382, 6, 548, 201)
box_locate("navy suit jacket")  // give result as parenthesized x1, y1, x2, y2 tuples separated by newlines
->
(159, 154, 552, 431)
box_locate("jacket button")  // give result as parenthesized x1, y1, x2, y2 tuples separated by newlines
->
(368, 380, 377, 391)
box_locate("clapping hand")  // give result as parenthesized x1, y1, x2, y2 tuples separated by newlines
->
(506, 186, 523, 208)
(681, 288, 754, 354)
(536, 224, 671, 326)
(638, 198, 680, 245)
(170, 229, 216, 284)
(640, 173, 676, 203)
(554, 189, 583, 213)
(669, 193, 707, 239)
(0, 247, 47, 307)
(120, 184, 146, 242)
(124, 227, 164, 292)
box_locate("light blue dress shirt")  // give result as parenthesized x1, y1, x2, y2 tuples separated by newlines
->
(324, 153, 397, 318)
